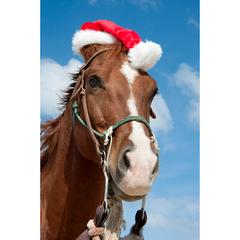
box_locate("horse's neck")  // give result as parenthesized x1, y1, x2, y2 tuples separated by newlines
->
(41, 109, 105, 239)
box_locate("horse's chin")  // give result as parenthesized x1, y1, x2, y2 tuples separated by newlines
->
(109, 176, 146, 202)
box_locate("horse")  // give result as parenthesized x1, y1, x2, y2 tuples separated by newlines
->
(41, 42, 160, 240)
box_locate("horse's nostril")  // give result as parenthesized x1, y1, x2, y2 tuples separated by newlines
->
(123, 152, 130, 169)
(151, 160, 159, 175)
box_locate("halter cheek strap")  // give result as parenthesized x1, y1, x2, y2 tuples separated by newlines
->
(70, 48, 110, 156)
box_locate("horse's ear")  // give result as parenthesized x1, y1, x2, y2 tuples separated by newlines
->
(80, 44, 109, 62)
(80, 45, 95, 62)
(150, 107, 156, 119)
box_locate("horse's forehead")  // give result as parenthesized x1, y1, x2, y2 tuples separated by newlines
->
(110, 60, 150, 94)
(90, 53, 125, 74)
(91, 55, 153, 89)
(119, 60, 154, 90)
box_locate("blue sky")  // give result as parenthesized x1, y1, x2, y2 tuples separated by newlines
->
(2, 1, 240, 240)
(40, 0, 199, 239)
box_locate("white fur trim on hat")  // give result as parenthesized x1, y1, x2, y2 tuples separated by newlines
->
(127, 41, 163, 71)
(72, 30, 118, 56)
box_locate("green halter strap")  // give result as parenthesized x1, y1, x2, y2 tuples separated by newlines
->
(72, 95, 153, 141)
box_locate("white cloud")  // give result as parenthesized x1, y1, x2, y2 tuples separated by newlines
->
(88, 0, 161, 11)
(187, 99, 199, 125)
(166, 63, 199, 127)
(122, 195, 199, 239)
(130, 0, 161, 11)
(168, 63, 199, 97)
(150, 94, 173, 132)
(187, 9, 199, 28)
(188, 16, 199, 28)
(40, 58, 83, 117)
(89, 0, 97, 5)
(162, 143, 175, 152)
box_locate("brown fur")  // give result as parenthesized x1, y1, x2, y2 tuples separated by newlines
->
(80, 42, 126, 62)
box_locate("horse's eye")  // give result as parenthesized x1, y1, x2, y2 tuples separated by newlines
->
(89, 78, 100, 88)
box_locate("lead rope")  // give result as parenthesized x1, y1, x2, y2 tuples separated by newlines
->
(141, 196, 146, 220)
(104, 126, 113, 166)
(102, 126, 125, 240)
(102, 126, 149, 240)
(150, 133, 160, 152)
(102, 126, 113, 212)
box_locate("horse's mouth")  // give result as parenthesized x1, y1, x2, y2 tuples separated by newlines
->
(109, 175, 147, 202)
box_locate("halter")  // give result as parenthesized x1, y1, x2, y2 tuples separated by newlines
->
(69, 48, 160, 214)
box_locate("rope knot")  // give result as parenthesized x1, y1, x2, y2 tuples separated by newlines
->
(104, 126, 113, 146)
(72, 99, 78, 109)
(87, 219, 104, 240)
(150, 133, 160, 151)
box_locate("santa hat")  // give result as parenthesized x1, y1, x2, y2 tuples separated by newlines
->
(72, 20, 162, 71)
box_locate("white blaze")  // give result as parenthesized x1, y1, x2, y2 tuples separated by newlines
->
(120, 61, 139, 114)
(120, 61, 147, 140)
(119, 61, 158, 196)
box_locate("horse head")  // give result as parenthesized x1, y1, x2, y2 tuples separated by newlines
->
(73, 42, 160, 202)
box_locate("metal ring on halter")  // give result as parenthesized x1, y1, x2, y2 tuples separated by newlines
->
(101, 150, 109, 213)
(100, 149, 106, 163)
(80, 84, 85, 93)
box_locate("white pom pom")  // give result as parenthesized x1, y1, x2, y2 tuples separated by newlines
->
(128, 41, 163, 71)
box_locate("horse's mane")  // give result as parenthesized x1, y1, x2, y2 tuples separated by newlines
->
(40, 43, 126, 169)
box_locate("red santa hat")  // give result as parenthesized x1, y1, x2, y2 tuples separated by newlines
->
(72, 20, 162, 71)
